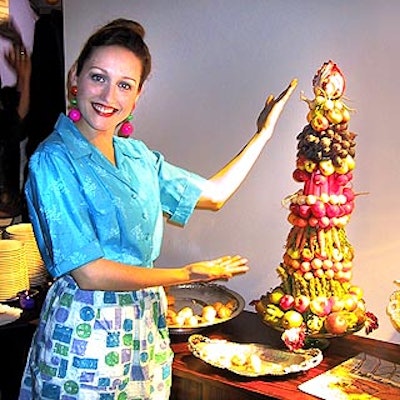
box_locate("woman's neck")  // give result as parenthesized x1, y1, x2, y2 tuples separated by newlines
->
(79, 133, 116, 165)
(75, 120, 116, 165)
(91, 135, 116, 165)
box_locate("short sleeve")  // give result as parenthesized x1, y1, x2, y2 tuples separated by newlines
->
(150, 150, 207, 226)
(25, 145, 104, 277)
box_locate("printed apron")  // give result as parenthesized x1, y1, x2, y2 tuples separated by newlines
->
(19, 274, 173, 400)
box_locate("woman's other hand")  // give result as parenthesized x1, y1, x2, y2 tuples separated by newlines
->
(185, 255, 249, 283)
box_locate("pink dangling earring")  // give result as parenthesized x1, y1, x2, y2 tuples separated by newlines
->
(68, 85, 81, 122)
(118, 104, 136, 138)
(118, 115, 134, 137)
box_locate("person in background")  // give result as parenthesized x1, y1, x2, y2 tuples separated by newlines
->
(23, 6, 64, 161)
(19, 18, 297, 400)
(0, 19, 31, 217)
(21, 5, 65, 222)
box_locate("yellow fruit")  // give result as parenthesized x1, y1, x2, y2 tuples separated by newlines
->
(282, 310, 304, 329)
(323, 99, 335, 111)
(185, 315, 199, 327)
(213, 301, 224, 312)
(327, 108, 343, 124)
(202, 305, 217, 322)
(341, 108, 351, 122)
(177, 306, 193, 319)
(217, 305, 233, 319)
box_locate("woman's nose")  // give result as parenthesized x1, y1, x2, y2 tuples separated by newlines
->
(100, 83, 116, 102)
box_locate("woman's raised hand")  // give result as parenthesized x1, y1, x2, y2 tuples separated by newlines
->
(185, 255, 249, 283)
(256, 78, 298, 136)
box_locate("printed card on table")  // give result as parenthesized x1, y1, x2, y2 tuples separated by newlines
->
(298, 352, 400, 400)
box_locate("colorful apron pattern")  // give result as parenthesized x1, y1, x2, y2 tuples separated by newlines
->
(19, 275, 173, 400)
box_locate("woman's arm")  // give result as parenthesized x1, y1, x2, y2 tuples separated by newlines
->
(71, 254, 249, 291)
(197, 79, 298, 210)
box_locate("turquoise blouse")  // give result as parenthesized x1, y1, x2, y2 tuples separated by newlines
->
(25, 114, 206, 278)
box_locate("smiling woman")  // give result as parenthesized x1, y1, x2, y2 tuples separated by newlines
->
(17, 16, 296, 400)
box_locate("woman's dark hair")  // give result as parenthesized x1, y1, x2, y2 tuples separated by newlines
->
(75, 19, 151, 90)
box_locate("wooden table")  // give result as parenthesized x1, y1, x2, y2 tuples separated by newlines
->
(170, 311, 400, 400)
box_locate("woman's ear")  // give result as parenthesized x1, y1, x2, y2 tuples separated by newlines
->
(66, 63, 78, 105)
(67, 63, 78, 90)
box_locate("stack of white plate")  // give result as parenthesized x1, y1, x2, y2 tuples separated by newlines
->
(0, 240, 29, 301)
(5, 223, 48, 288)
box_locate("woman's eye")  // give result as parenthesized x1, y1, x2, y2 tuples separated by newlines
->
(91, 74, 105, 83)
(119, 81, 132, 91)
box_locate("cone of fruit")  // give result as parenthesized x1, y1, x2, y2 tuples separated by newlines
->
(253, 61, 378, 350)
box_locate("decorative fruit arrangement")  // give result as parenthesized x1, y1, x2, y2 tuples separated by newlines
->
(253, 61, 378, 350)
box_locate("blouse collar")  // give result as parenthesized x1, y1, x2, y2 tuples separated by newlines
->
(55, 113, 143, 162)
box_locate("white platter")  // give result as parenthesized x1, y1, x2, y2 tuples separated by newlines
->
(188, 334, 323, 377)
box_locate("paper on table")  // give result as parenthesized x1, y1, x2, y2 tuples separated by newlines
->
(298, 352, 400, 400)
